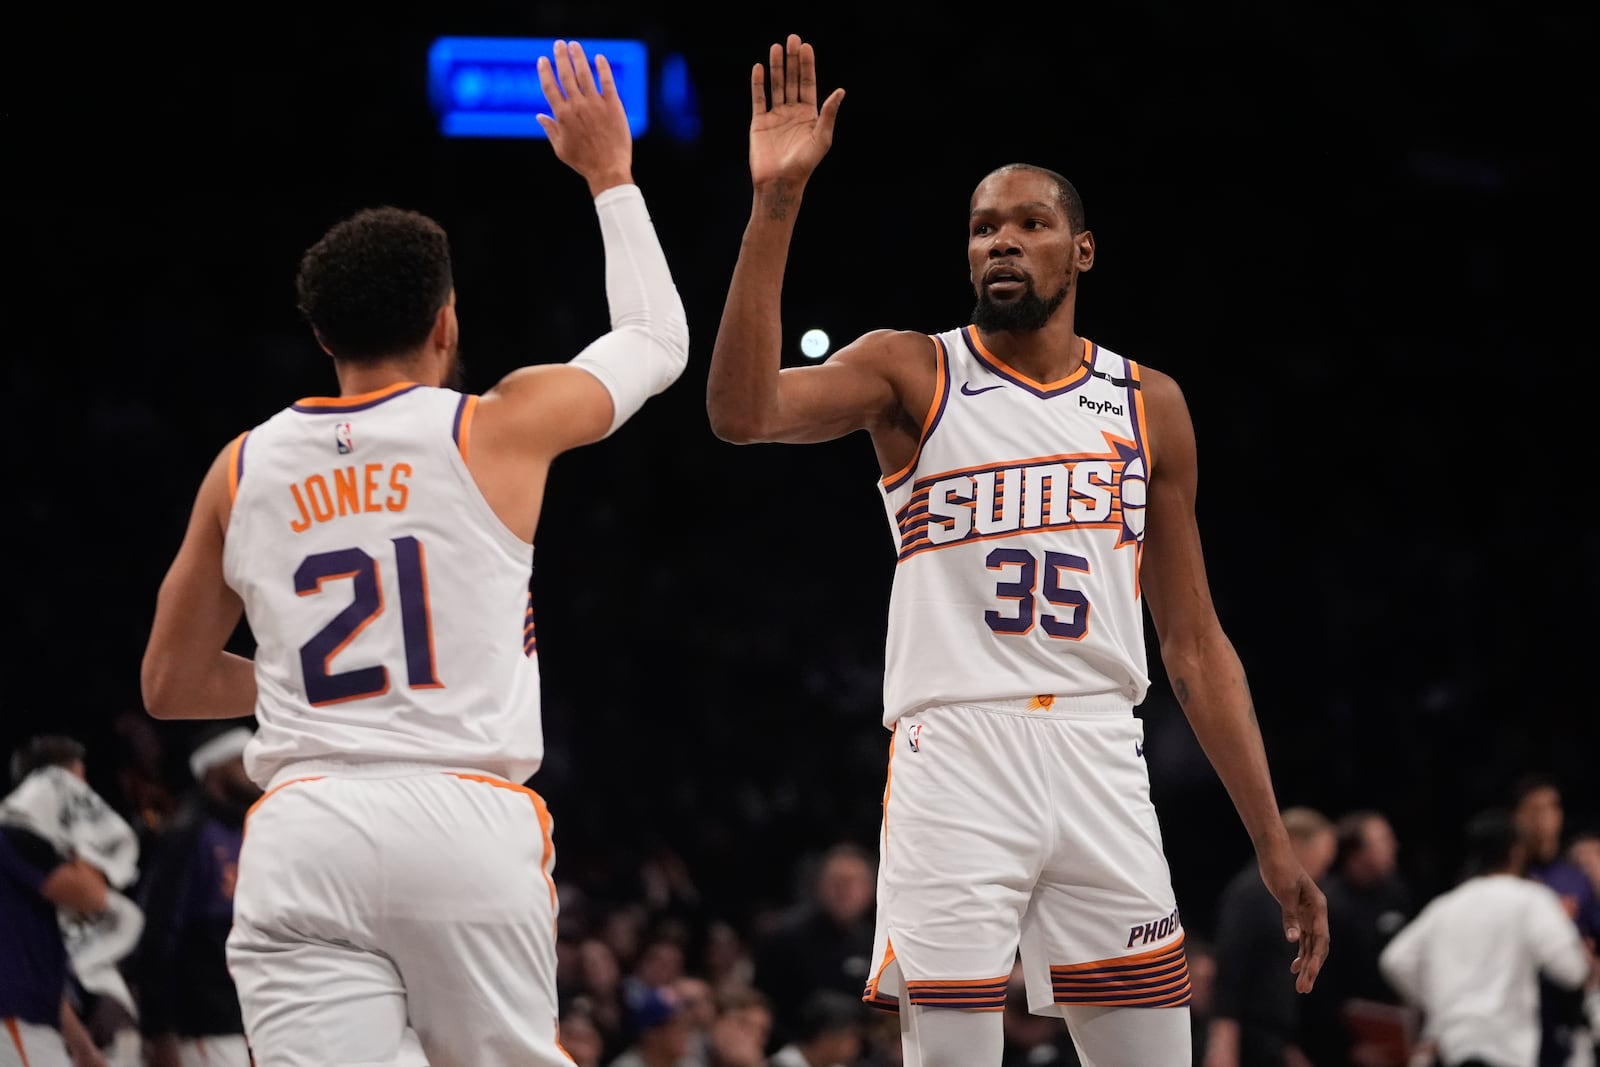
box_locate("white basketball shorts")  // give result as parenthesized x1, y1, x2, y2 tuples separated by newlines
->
(227, 763, 568, 1067)
(863, 698, 1192, 1017)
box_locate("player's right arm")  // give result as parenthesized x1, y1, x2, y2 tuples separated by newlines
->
(141, 444, 258, 721)
(470, 40, 688, 538)
(707, 34, 917, 448)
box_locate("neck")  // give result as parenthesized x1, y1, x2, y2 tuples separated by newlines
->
(334, 355, 434, 396)
(979, 319, 1084, 383)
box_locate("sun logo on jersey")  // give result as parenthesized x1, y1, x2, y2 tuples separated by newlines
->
(895, 433, 1147, 560)
(335, 421, 355, 455)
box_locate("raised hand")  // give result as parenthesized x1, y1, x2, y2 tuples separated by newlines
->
(749, 33, 845, 188)
(536, 40, 633, 195)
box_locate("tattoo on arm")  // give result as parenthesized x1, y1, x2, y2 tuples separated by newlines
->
(764, 179, 798, 222)
(1172, 677, 1190, 707)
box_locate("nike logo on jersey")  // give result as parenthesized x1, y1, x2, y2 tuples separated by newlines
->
(960, 381, 1004, 396)
(1135, 741, 1144, 758)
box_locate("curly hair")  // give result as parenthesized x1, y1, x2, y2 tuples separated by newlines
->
(295, 206, 454, 362)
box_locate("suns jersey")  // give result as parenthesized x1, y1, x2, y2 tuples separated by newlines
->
(877, 327, 1153, 727)
(220, 382, 542, 788)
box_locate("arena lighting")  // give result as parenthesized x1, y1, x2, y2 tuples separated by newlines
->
(428, 36, 650, 139)
(800, 328, 831, 360)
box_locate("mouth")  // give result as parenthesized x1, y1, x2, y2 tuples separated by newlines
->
(982, 265, 1027, 297)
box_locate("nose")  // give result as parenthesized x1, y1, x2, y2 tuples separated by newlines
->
(988, 229, 1022, 257)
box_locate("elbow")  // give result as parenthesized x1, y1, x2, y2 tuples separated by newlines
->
(140, 656, 181, 720)
(707, 407, 765, 445)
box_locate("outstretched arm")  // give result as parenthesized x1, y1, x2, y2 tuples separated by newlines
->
(470, 40, 689, 542)
(478, 40, 688, 460)
(1138, 367, 1329, 994)
(708, 33, 904, 446)
(142, 444, 257, 720)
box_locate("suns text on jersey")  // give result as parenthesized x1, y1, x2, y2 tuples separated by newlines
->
(895, 438, 1147, 560)
(288, 463, 413, 532)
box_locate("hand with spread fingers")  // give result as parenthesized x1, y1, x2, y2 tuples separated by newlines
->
(748, 33, 845, 190)
(536, 39, 633, 197)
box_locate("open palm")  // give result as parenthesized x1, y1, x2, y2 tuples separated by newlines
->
(749, 34, 845, 187)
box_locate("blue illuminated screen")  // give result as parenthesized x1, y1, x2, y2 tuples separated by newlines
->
(428, 37, 650, 139)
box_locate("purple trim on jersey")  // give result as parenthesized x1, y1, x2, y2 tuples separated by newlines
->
(452, 393, 472, 449)
(290, 384, 424, 414)
(883, 335, 953, 494)
(1117, 351, 1148, 453)
(960, 326, 1094, 399)
(523, 593, 537, 657)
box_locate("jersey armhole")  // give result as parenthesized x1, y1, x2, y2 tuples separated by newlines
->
(882, 334, 951, 492)
(226, 431, 250, 503)
(452, 394, 480, 462)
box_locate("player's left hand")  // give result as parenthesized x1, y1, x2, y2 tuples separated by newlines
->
(1260, 854, 1329, 993)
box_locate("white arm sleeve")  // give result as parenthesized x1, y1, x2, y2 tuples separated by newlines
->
(568, 184, 690, 438)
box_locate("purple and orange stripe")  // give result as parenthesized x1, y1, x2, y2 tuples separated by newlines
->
(291, 381, 423, 414)
(1049, 936, 1191, 1008)
(962, 329, 1096, 399)
(882, 334, 952, 494)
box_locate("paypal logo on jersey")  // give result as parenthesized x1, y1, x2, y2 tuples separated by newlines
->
(1079, 395, 1124, 417)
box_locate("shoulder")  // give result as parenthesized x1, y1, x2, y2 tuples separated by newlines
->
(829, 328, 940, 370)
(1133, 362, 1188, 418)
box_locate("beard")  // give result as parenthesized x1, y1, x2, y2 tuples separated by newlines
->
(971, 277, 1070, 334)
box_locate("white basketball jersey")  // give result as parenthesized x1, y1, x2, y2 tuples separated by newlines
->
(221, 382, 542, 787)
(878, 327, 1152, 726)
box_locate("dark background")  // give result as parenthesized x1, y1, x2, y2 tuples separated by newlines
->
(6, 2, 1596, 933)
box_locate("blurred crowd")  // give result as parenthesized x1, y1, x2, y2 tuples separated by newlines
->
(3, 715, 1596, 1067)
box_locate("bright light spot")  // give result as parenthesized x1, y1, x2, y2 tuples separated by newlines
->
(800, 328, 830, 359)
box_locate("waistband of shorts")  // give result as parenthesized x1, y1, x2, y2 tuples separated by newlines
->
(928, 694, 1135, 719)
(265, 759, 511, 791)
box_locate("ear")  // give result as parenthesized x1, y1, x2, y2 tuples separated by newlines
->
(312, 327, 335, 357)
(1076, 229, 1096, 273)
(431, 301, 458, 353)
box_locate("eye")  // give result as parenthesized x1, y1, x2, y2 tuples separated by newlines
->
(972, 222, 993, 236)
(1024, 218, 1048, 230)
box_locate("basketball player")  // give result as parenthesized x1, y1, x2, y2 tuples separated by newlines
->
(140, 40, 687, 1067)
(705, 35, 1328, 1067)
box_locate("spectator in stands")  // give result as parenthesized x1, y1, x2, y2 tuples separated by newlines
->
(1204, 806, 1337, 1067)
(2, 734, 111, 1066)
(1302, 809, 1415, 1066)
(704, 986, 771, 1067)
(125, 726, 260, 1067)
(610, 983, 696, 1067)
(751, 842, 876, 1046)
(768, 989, 868, 1067)
(1513, 774, 1600, 1067)
(1380, 807, 1593, 1067)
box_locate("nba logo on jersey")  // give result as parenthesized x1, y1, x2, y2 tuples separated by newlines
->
(335, 422, 354, 454)
(907, 722, 925, 752)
